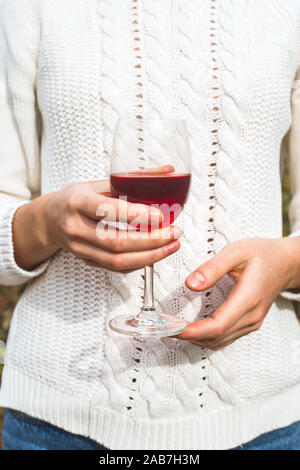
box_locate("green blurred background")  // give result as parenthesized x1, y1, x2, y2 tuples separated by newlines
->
(0, 169, 293, 445)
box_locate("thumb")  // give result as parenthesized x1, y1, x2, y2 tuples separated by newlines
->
(185, 244, 246, 291)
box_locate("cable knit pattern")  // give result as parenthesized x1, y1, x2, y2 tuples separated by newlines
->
(204, 0, 250, 405)
(2, 0, 300, 450)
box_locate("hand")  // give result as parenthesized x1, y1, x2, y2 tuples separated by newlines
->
(177, 238, 300, 350)
(13, 170, 182, 272)
(44, 179, 182, 273)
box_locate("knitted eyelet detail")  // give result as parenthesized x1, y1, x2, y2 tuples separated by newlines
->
(131, 0, 145, 168)
(126, 336, 144, 411)
(126, 0, 146, 413)
(203, 0, 220, 322)
(191, 0, 221, 411)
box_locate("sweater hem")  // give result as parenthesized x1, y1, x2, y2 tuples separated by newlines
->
(1, 366, 300, 450)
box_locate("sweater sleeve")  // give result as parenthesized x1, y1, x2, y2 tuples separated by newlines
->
(280, 66, 300, 301)
(0, 0, 50, 286)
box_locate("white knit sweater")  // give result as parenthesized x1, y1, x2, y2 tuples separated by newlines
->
(1, 0, 300, 450)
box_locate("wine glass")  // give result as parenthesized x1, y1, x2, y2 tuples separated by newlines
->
(109, 119, 191, 337)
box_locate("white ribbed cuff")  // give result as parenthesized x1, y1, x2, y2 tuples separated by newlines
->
(280, 230, 300, 301)
(0, 200, 50, 286)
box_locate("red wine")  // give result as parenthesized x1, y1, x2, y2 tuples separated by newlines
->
(110, 173, 191, 229)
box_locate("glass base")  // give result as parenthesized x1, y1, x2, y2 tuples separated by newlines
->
(109, 312, 188, 337)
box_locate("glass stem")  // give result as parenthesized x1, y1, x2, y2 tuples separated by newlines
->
(140, 265, 159, 320)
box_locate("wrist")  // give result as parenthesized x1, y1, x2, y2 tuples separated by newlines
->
(13, 194, 61, 271)
(280, 236, 300, 291)
(34, 192, 61, 253)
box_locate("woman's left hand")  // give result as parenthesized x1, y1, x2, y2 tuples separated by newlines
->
(177, 237, 300, 350)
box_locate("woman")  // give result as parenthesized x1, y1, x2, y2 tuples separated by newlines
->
(1, 0, 300, 451)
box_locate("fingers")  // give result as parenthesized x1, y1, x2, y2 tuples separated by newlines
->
(71, 239, 181, 272)
(176, 317, 221, 342)
(185, 243, 248, 292)
(177, 288, 251, 342)
(178, 267, 259, 342)
(83, 171, 178, 225)
(74, 215, 183, 253)
(133, 165, 175, 175)
(189, 329, 250, 350)
(95, 223, 183, 253)
(191, 321, 262, 351)
(67, 180, 162, 225)
(211, 274, 258, 331)
(181, 239, 277, 349)
(190, 309, 257, 348)
(80, 191, 162, 225)
(185, 318, 259, 350)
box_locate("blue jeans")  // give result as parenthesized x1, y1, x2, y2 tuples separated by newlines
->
(2, 409, 107, 450)
(2, 408, 300, 450)
(233, 420, 300, 450)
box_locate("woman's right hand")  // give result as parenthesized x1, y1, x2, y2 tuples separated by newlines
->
(47, 180, 182, 272)
(13, 180, 182, 273)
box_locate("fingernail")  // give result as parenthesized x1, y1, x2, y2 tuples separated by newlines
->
(166, 240, 180, 254)
(173, 227, 183, 239)
(187, 272, 206, 289)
